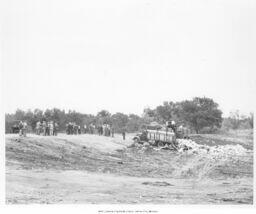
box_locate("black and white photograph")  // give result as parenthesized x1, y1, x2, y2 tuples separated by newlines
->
(1, 0, 255, 210)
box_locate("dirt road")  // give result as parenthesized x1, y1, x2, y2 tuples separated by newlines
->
(5, 133, 253, 204)
(6, 169, 253, 204)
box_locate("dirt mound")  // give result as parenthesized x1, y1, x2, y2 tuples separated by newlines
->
(6, 134, 253, 180)
(5, 133, 253, 204)
(6, 134, 127, 172)
(126, 139, 253, 180)
(171, 139, 253, 179)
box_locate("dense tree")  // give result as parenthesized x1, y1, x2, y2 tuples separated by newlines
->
(8, 97, 250, 134)
(179, 97, 222, 133)
(97, 110, 111, 118)
(14, 109, 26, 121)
(155, 101, 182, 124)
(111, 113, 129, 132)
(97, 110, 112, 125)
(126, 114, 143, 132)
(222, 111, 253, 130)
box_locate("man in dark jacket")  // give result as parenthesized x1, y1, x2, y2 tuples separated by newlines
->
(122, 129, 126, 140)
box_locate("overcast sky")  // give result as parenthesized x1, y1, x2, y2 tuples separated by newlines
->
(2, 0, 256, 116)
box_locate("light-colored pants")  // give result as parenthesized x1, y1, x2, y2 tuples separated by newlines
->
(19, 129, 26, 137)
(36, 128, 40, 135)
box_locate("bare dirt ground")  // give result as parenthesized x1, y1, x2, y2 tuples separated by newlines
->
(5, 132, 253, 204)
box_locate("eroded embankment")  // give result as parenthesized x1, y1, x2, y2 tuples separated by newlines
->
(6, 134, 253, 180)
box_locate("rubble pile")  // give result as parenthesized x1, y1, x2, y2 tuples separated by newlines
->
(174, 139, 251, 179)
(177, 139, 248, 157)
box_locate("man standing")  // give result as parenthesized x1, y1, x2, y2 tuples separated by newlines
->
(53, 122, 58, 136)
(36, 121, 41, 135)
(111, 126, 114, 138)
(84, 124, 87, 134)
(22, 121, 27, 137)
(18, 121, 23, 137)
(122, 130, 126, 140)
(102, 124, 106, 136)
(45, 122, 50, 136)
(73, 123, 78, 135)
(49, 121, 54, 136)
(106, 124, 110, 136)
(42, 121, 47, 136)
(167, 120, 177, 133)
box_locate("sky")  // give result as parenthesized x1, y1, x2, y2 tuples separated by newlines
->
(1, 0, 256, 117)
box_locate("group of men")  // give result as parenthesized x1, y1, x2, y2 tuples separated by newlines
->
(84, 123, 115, 137)
(12, 120, 125, 140)
(15, 121, 27, 137)
(66, 122, 82, 135)
(35, 121, 59, 136)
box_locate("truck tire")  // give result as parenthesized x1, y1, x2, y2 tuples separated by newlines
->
(133, 137, 139, 144)
(158, 141, 165, 147)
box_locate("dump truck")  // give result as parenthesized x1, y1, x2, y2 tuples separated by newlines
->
(132, 122, 178, 149)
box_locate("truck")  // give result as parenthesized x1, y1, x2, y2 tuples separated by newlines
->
(132, 122, 178, 149)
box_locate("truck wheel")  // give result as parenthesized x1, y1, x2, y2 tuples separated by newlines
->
(158, 141, 165, 147)
(134, 138, 139, 144)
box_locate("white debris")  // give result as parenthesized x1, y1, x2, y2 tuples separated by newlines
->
(172, 139, 250, 179)
(177, 139, 248, 157)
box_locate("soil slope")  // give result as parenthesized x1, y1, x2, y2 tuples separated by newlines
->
(5, 133, 253, 204)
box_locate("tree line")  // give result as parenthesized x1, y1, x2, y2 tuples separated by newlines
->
(5, 97, 253, 134)
(222, 110, 253, 131)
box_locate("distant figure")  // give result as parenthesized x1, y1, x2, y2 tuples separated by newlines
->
(49, 121, 54, 136)
(45, 122, 50, 136)
(74, 123, 78, 135)
(92, 124, 96, 134)
(36, 121, 41, 135)
(100, 125, 103, 135)
(122, 130, 126, 140)
(84, 124, 87, 134)
(70, 123, 73, 134)
(111, 127, 114, 138)
(97, 125, 102, 136)
(67, 122, 74, 135)
(103, 124, 106, 136)
(106, 124, 110, 136)
(65, 124, 69, 134)
(53, 122, 58, 136)
(176, 125, 183, 139)
(22, 121, 27, 137)
(89, 124, 94, 134)
(168, 120, 177, 133)
(42, 121, 47, 136)
(18, 121, 24, 136)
